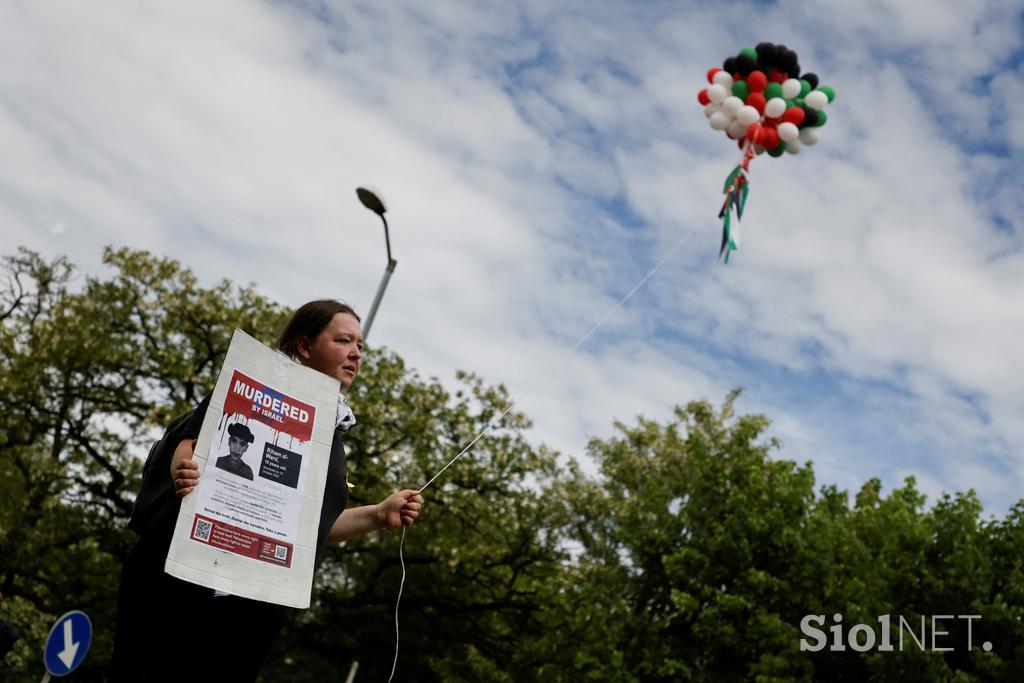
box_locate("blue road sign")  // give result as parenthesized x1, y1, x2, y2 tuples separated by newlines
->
(43, 611, 92, 677)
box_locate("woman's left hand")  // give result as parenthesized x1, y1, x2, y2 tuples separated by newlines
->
(377, 490, 423, 529)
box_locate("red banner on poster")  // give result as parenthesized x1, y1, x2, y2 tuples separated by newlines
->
(190, 514, 292, 568)
(222, 370, 315, 442)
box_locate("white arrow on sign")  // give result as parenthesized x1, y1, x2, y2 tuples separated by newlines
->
(56, 619, 79, 669)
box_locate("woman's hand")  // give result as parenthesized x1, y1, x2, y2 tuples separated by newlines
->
(171, 439, 200, 499)
(376, 490, 423, 530)
(328, 491, 423, 543)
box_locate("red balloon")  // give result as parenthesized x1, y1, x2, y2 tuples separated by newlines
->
(761, 127, 780, 149)
(769, 70, 788, 84)
(698, 88, 710, 105)
(782, 106, 805, 125)
(747, 70, 767, 92)
(746, 122, 764, 144)
(707, 67, 721, 84)
(746, 92, 766, 114)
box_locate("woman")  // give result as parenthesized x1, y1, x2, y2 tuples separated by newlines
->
(110, 300, 422, 682)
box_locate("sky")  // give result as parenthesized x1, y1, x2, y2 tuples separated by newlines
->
(2, 0, 1022, 513)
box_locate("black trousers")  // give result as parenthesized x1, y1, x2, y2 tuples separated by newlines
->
(109, 528, 292, 682)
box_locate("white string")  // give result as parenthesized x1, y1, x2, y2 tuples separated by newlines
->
(386, 226, 697, 680)
(386, 526, 407, 683)
(418, 405, 517, 493)
(568, 232, 697, 353)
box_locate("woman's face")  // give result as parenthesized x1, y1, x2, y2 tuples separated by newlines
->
(298, 312, 364, 390)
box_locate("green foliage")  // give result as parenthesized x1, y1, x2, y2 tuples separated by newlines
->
(535, 393, 1024, 682)
(1, 246, 1023, 682)
(0, 247, 285, 679)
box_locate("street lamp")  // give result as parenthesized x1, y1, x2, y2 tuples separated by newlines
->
(355, 186, 396, 340)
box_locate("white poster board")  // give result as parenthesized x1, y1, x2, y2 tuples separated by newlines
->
(165, 330, 339, 608)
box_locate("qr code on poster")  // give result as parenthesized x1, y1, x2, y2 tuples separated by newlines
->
(194, 518, 213, 542)
(274, 544, 288, 561)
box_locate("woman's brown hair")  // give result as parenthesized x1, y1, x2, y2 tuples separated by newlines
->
(277, 300, 360, 358)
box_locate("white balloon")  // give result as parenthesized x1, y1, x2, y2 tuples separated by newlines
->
(782, 78, 802, 99)
(704, 102, 722, 118)
(712, 70, 734, 89)
(799, 127, 820, 145)
(785, 137, 802, 154)
(778, 121, 800, 142)
(727, 120, 748, 138)
(709, 111, 731, 130)
(736, 105, 760, 126)
(722, 96, 744, 116)
(764, 97, 787, 118)
(707, 84, 729, 104)
(805, 90, 828, 110)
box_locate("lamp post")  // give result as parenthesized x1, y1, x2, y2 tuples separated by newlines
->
(356, 186, 395, 340)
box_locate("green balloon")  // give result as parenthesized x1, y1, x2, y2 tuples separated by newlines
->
(815, 110, 828, 126)
(799, 79, 811, 96)
(785, 99, 795, 109)
(764, 83, 783, 99)
(732, 80, 750, 99)
(794, 97, 805, 108)
(768, 141, 786, 157)
(740, 47, 758, 61)
(819, 85, 836, 103)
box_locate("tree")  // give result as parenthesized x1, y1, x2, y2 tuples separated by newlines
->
(0, 247, 286, 678)
(539, 392, 1024, 682)
(0, 247, 567, 681)
(3, 246, 1022, 681)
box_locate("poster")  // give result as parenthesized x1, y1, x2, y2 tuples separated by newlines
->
(165, 330, 339, 608)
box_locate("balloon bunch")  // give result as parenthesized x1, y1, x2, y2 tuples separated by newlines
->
(697, 43, 836, 262)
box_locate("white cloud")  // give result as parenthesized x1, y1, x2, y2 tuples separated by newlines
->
(1, 0, 1022, 513)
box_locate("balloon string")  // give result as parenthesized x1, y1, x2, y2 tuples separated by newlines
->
(386, 526, 407, 683)
(417, 404, 517, 494)
(387, 225, 698, 679)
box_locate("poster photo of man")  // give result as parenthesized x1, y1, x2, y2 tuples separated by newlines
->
(215, 422, 255, 480)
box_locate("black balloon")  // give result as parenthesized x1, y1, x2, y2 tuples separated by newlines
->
(790, 62, 801, 78)
(780, 51, 798, 73)
(803, 72, 819, 89)
(802, 109, 819, 127)
(797, 107, 812, 128)
(735, 54, 755, 75)
(724, 56, 738, 73)
(757, 43, 778, 65)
